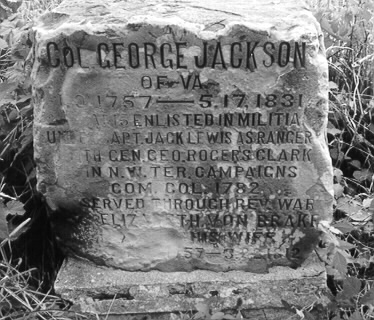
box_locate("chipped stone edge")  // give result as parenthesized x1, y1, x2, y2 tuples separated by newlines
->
(55, 257, 326, 314)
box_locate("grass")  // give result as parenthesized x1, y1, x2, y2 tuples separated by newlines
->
(17, 0, 63, 22)
(0, 235, 71, 319)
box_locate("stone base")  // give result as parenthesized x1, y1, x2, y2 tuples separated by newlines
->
(55, 257, 326, 320)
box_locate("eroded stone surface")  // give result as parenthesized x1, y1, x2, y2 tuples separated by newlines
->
(32, 0, 333, 272)
(55, 257, 326, 317)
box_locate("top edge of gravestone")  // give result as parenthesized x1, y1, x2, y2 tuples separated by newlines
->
(36, 0, 316, 40)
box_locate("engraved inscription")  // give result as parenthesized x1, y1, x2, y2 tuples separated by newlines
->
(46, 41, 306, 70)
(35, 22, 332, 271)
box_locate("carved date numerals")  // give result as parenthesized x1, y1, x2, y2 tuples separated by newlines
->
(97, 95, 152, 109)
(92, 93, 302, 109)
(183, 247, 234, 260)
(215, 182, 260, 194)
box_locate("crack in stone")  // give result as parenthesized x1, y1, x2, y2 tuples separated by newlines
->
(189, 5, 243, 17)
(87, 291, 135, 300)
(204, 19, 226, 32)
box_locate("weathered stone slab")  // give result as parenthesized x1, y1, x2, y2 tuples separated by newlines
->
(55, 257, 326, 319)
(32, 0, 333, 272)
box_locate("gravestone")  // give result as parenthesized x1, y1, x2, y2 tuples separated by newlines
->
(32, 0, 333, 318)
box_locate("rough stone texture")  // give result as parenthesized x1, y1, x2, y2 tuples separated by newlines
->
(32, 0, 333, 272)
(56, 257, 326, 319)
